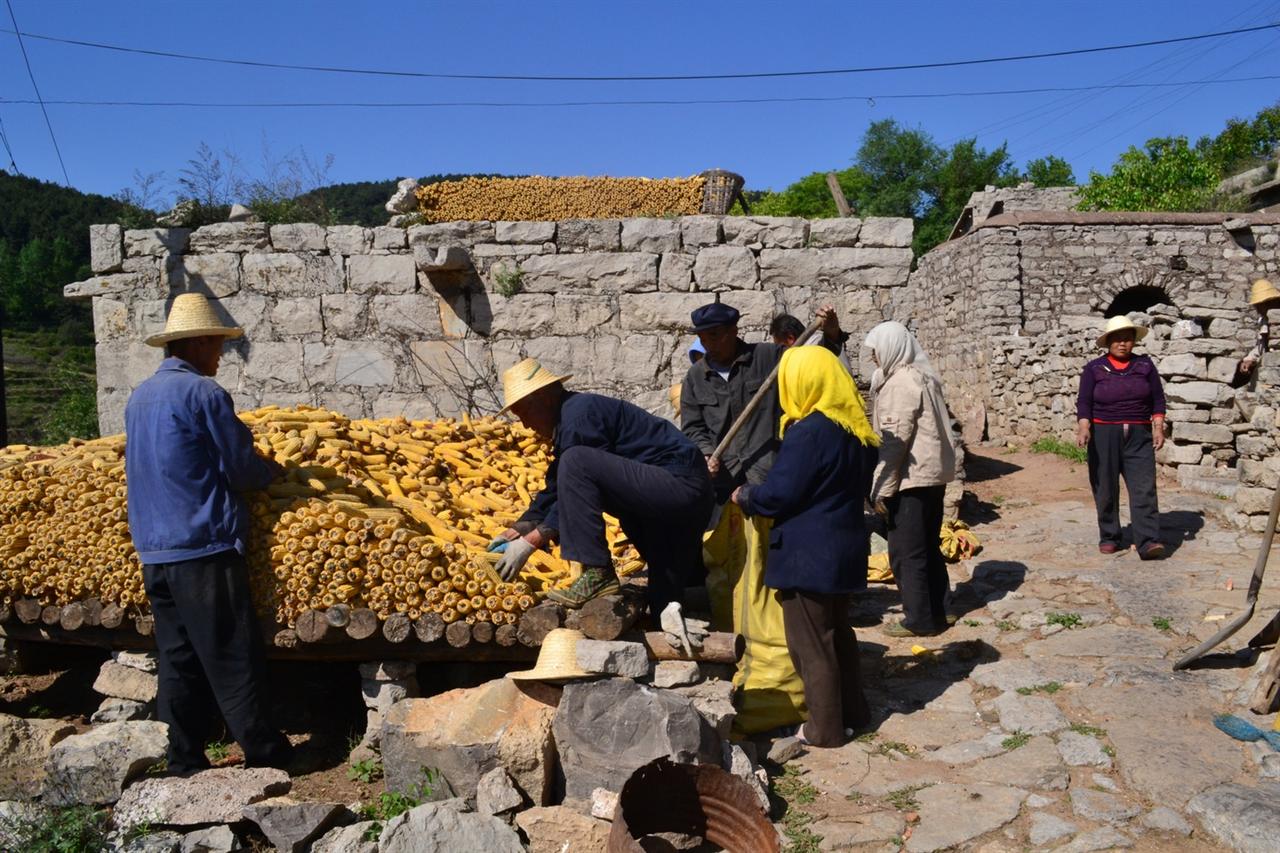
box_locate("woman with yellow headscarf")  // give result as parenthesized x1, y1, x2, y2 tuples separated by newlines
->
(730, 346, 879, 747)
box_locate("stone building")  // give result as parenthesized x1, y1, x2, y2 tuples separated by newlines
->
(71, 215, 914, 435)
(905, 210, 1280, 529)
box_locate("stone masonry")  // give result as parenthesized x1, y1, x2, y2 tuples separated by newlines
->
(72, 216, 913, 435)
(905, 210, 1280, 528)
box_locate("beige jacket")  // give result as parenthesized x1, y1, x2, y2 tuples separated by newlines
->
(871, 364, 957, 500)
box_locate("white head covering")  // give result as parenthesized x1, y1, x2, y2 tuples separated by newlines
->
(863, 321, 939, 393)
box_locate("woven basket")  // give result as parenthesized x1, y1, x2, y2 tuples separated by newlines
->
(700, 169, 745, 215)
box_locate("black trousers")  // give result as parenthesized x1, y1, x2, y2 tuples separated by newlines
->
(779, 590, 869, 747)
(143, 550, 292, 774)
(1087, 422, 1160, 548)
(557, 446, 713, 613)
(886, 485, 949, 634)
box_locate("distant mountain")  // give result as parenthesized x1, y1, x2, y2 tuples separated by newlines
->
(0, 170, 129, 265)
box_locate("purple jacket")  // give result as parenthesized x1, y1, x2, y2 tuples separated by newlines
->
(1076, 355, 1166, 423)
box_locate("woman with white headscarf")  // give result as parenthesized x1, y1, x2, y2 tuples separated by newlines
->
(864, 321, 957, 638)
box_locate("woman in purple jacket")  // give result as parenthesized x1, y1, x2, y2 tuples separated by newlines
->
(1075, 316, 1167, 559)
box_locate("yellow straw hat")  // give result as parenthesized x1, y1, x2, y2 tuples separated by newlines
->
(146, 293, 244, 347)
(1095, 315, 1148, 349)
(500, 357, 571, 414)
(1249, 278, 1280, 309)
(507, 628, 595, 683)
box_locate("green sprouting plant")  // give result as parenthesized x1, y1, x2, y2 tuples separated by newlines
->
(1031, 436, 1088, 464)
(886, 784, 929, 811)
(963, 619, 982, 627)
(1070, 723, 1108, 738)
(1102, 744, 1117, 758)
(27, 704, 53, 718)
(995, 620, 1018, 632)
(876, 740, 915, 758)
(1001, 731, 1030, 750)
(204, 741, 232, 763)
(1152, 616, 1172, 632)
(854, 731, 878, 743)
(349, 758, 384, 784)
(1016, 681, 1063, 696)
(1046, 612, 1083, 629)
(493, 264, 525, 298)
(0, 804, 109, 853)
(772, 766, 822, 852)
(358, 768, 442, 840)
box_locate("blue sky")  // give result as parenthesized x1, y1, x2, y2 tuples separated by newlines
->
(1, 1, 1278, 204)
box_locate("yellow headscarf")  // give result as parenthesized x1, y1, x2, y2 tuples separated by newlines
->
(777, 346, 879, 446)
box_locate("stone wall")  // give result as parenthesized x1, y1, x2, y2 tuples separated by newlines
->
(906, 211, 1280, 529)
(72, 215, 915, 435)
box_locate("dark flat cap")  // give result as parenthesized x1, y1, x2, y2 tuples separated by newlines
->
(691, 303, 740, 332)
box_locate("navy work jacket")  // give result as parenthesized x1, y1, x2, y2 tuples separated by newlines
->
(740, 411, 877, 594)
(125, 357, 276, 565)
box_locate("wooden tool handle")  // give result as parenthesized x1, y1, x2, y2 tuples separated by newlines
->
(710, 317, 825, 463)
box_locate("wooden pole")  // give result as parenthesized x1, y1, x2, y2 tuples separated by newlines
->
(382, 613, 412, 644)
(579, 590, 645, 641)
(346, 608, 379, 641)
(825, 171, 853, 217)
(445, 620, 472, 648)
(413, 612, 445, 644)
(638, 630, 744, 664)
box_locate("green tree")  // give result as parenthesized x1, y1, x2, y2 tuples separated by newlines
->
(1197, 102, 1280, 178)
(1078, 136, 1219, 212)
(1024, 155, 1076, 187)
(852, 119, 943, 218)
(915, 138, 1019, 254)
(741, 168, 870, 218)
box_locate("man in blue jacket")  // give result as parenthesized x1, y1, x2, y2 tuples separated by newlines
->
(125, 293, 291, 775)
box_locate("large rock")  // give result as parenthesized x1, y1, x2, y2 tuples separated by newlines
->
(92, 698, 153, 724)
(520, 253, 658, 293)
(1069, 788, 1140, 823)
(1056, 731, 1112, 768)
(242, 253, 343, 296)
(553, 679, 721, 800)
(112, 767, 291, 830)
(475, 766, 523, 816)
(379, 802, 523, 853)
(328, 225, 373, 255)
(514, 806, 611, 853)
(117, 830, 184, 852)
(620, 218, 681, 253)
(241, 799, 351, 853)
(167, 253, 241, 297)
(42, 721, 168, 806)
(94, 660, 159, 703)
(0, 713, 76, 798)
(757, 247, 912, 289)
(1028, 812, 1077, 846)
(575, 640, 650, 678)
(667, 677, 737, 738)
(188, 223, 269, 253)
(270, 223, 328, 252)
(125, 228, 190, 257)
(959, 736, 1067, 791)
(312, 821, 378, 853)
(991, 692, 1068, 735)
(857, 217, 913, 247)
(692, 245, 757, 290)
(723, 216, 807, 248)
(380, 677, 559, 806)
(1186, 782, 1280, 853)
(91, 224, 124, 272)
(557, 219, 620, 252)
(347, 254, 416, 294)
(178, 825, 241, 852)
(905, 783, 1026, 852)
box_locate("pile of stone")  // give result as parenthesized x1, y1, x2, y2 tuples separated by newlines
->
(92, 651, 159, 723)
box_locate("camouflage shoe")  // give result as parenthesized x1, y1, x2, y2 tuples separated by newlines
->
(546, 563, 620, 608)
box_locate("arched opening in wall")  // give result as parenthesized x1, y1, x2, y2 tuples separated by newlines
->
(1104, 285, 1173, 317)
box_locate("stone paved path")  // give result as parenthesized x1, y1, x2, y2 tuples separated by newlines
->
(783, 450, 1280, 852)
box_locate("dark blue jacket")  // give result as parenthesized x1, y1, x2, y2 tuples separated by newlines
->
(519, 391, 705, 532)
(125, 357, 277, 565)
(740, 412, 876, 594)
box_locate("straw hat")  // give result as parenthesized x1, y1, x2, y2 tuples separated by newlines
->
(1095, 316, 1148, 349)
(145, 293, 244, 347)
(507, 628, 595, 683)
(1249, 278, 1280, 309)
(499, 357, 571, 414)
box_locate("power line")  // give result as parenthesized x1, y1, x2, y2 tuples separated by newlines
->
(4, 1, 67, 184)
(1, 73, 1278, 111)
(0, 112, 17, 172)
(0, 22, 1277, 82)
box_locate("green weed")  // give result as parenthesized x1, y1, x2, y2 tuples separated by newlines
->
(493, 264, 525, 298)
(1016, 681, 1063, 696)
(1046, 612, 1083, 629)
(963, 619, 982, 627)
(348, 758, 384, 784)
(995, 620, 1018, 632)
(204, 741, 232, 763)
(1031, 436, 1087, 464)
(773, 766, 822, 852)
(1070, 723, 1108, 738)
(358, 768, 442, 841)
(876, 740, 915, 758)
(886, 784, 929, 811)
(0, 804, 109, 853)
(1152, 616, 1172, 632)
(1001, 731, 1030, 750)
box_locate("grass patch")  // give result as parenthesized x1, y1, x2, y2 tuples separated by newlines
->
(876, 740, 916, 758)
(1016, 681, 1063, 696)
(845, 789, 864, 802)
(1070, 723, 1108, 738)
(348, 758, 383, 784)
(1152, 616, 1172, 632)
(204, 741, 232, 763)
(774, 766, 822, 852)
(854, 731, 878, 744)
(357, 768, 442, 841)
(1046, 612, 1083, 629)
(885, 784, 929, 811)
(492, 263, 525, 298)
(1031, 436, 1087, 464)
(0, 804, 109, 853)
(995, 620, 1018, 632)
(963, 619, 982, 627)
(1103, 744, 1117, 758)
(1001, 730, 1031, 750)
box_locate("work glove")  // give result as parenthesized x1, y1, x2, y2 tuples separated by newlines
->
(495, 537, 537, 581)
(659, 602, 711, 656)
(487, 532, 514, 554)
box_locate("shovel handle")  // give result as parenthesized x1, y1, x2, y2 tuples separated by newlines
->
(710, 317, 825, 464)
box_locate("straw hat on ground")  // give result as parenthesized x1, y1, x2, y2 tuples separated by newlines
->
(1249, 278, 1280, 310)
(1096, 316, 1149, 349)
(146, 293, 243, 347)
(507, 628, 595, 683)
(500, 357, 571, 414)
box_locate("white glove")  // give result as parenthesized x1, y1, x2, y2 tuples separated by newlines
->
(495, 537, 536, 581)
(659, 602, 711, 656)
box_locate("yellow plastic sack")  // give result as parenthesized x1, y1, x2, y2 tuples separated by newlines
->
(867, 553, 894, 584)
(703, 503, 805, 734)
(940, 519, 981, 563)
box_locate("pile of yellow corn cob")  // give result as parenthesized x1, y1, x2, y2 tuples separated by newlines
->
(415, 175, 705, 222)
(0, 407, 643, 629)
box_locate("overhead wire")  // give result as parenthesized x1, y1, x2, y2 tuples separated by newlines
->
(4, 0, 67, 184)
(0, 22, 1276, 82)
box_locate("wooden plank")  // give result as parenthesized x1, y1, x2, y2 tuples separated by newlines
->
(825, 171, 852, 217)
